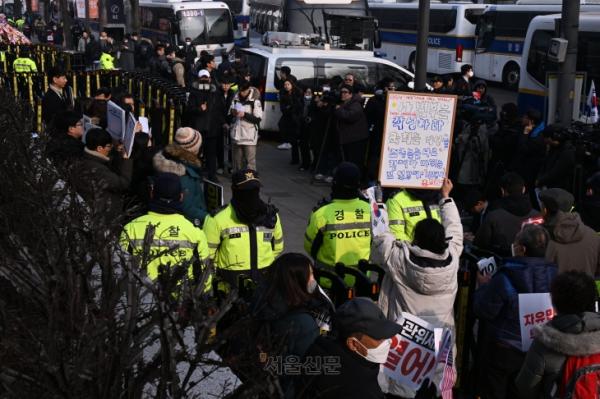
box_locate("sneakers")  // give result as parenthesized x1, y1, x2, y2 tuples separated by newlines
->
(277, 142, 292, 150)
(216, 168, 224, 175)
(325, 176, 334, 184)
(314, 173, 324, 181)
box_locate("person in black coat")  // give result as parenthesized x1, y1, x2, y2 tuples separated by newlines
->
(252, 253, 334, 399)
(298, 297, 401, 399)
(278, 79, 303, 164)
(365, 78, 395, 183)
(581, 172, 600, 233)
(536, 124, 576, 192)
(335, 84, 369, 170)
(46, 110, 84, 168)
(42, 67, 74, 129)
(204, 75, 235, 181)
(454, 64, 474, 98)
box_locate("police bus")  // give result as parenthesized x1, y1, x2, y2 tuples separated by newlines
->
(239, 40, 414, 132)
(248, 0, 379, 51)
(518, 12, 600, 117)
(221, 0, 251, 46)
(139, 0, 235, 55)
(473, 2, 600, 89)
(368, 2, 486, 74)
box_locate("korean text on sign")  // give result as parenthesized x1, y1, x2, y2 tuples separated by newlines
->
(379, 92, 457, 189)
(383, 313, 441, 391)
(518, 293, 554, 351)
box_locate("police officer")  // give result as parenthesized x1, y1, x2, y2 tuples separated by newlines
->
(203, 169, 284, 289)
(120, 172, 211, 287)
(99, 50, 115, 70)
(304, 162, 371, 270)
(386, 189, 442, 242)
(13, 48, 37, 73)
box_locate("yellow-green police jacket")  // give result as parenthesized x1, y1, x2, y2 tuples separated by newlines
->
(203, 204, 284, 279)
(99, 52, 115, 70)
(304, 198, 371, 267)
(386, 190, 441, 242)
(120, 212, 210, 284)
(13, 57, 37, 73)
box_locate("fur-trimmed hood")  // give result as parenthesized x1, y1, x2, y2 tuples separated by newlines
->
(535, 312, 600, 356)
(152, 143, 201, 177)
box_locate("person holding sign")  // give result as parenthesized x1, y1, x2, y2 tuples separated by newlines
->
(473, 224, 557, 399)
(370, 178, 462, 398)
(298, 297, 401, 399)
(515, 271, 600, 399)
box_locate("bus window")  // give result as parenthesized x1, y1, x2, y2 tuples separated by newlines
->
(578, 32, 600, 87)
(206, 9, 234, 43)
(495, 11, 538, 38)
(476, 13, 495, 50)
(243, 52, 267, 87)
(178, 10, 207, 43)
(526, 29, 554, 84)
(276, 60, 317, 90)
(321, 61, 377, 93)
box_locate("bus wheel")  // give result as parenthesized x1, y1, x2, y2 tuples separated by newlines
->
(409, 53, 416, 73)
(502, 62, 520, 90)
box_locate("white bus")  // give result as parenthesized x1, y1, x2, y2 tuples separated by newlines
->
(518, 12, 600, 117)
(368, 2, 486, 74)
(238, 43, 414, 132)
(139, 0, 235, 55)
(221, 0, 251, 46)
(474, 3, 600, 89)
(249, 0, 379, 51)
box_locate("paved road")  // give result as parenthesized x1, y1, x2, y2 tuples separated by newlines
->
(219, 86, 517, 255)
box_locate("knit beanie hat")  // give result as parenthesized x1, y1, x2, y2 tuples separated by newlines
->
(174, 127, 202, 155)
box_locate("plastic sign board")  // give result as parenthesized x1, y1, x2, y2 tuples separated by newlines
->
(107, 100, 126, 140)
(123, 113, 136, 158)
(518, 293, 554, 352)
(379, 92, 457, 189)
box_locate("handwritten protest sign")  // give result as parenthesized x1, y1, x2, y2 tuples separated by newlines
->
(379, 92, 457, 189)
(123, 113, 136, 158)
(383, 313, 448, 391)
(477, 256, 497, 277)
(518, 293, 554, 351)
(107, 101, 126, 140)
(203, 179, 224, 214)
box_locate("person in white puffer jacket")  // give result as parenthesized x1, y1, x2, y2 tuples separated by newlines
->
(370, 178, 464, 398)
(229, 81, 263, 171)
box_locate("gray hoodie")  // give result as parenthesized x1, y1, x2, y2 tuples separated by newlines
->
(545, 211, 600, 276)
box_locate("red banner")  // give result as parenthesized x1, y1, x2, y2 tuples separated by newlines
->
(88, 0, 99, 19)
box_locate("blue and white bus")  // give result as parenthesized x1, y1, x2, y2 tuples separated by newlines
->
(221, 0, 251, 46)
(139, 0, 235, 55)
(368, 2, 486, 74)
(474, 3, 600, 89)
(518, 12, 600, 117)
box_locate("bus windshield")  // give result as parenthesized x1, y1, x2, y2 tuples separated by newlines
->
(476, 13, 494, 50)
(178, 9, 233, 44)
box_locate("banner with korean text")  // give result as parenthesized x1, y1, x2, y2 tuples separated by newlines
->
(383, 313, 452, 392)
(379, 92, 457, 189)
(518, 293, 554, 352)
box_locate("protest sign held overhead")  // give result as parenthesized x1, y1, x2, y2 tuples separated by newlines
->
(379, 92, 457, 189)
(107, 101, 126, 141)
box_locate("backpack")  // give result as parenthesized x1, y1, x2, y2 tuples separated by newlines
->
(558, 353, 600, 399)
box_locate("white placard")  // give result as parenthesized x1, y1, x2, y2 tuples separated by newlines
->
(75, 0, 86, 18)
(477, 256, 497, 277)
(107, 100, 126, 140)
(382, 313, 447, 391)
(138, 116, 150, 135)
(518, 293, 554, 352)
(379, 92, 457, 189)
(123, 113, 136, 158)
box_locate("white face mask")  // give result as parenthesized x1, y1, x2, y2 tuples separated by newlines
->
(467, 70, 474, 78)
(353, 338, 391, 363)
(304, 95, 312, 100)
(307, 278, 317, 294)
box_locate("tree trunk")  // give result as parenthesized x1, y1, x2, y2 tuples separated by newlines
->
(59, 0, 72, 48)
(129, 0, 140, 34)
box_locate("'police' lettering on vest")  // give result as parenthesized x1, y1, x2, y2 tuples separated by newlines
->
(328, 230, 370, 240)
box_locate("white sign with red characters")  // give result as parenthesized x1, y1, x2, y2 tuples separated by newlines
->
(518, 293, 555, 351)
(383, 313, 445, 391)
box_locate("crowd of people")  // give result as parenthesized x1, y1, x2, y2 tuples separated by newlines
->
(9, 17, 600, 397)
